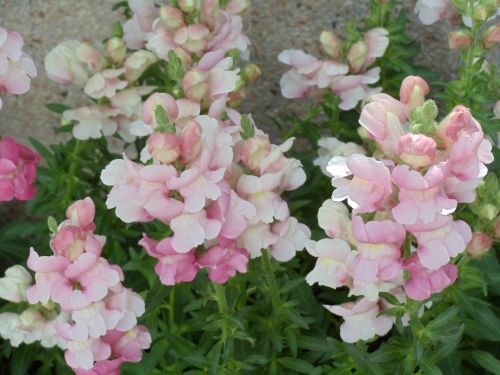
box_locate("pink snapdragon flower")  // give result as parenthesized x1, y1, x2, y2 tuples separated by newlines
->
(123, 0, 157, 49)
(0, 27, 37, 110)
(270, 217, 311, 262)
(399, 76, 429, 113)
(314, 136, 367, 175)
(325, 298, 394, 343)
(414, 0, 458, 25)
(327, 154, 393, 213)
(391, 165, 457, 225)
(406, 214, 472, 270)
(317, 199, 355, 245)
(396, 133, 436, 169)
(197, 244, 249, 283)
(278, 27, 388, 109)
(18, 198, 151, 372)
(139, 235, 199, 285)
(0, 136, 40, 202)
(403, 255, 457, 301)
(100, 156, 183, 223)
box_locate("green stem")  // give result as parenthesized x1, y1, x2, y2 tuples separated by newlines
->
(262, 249, 280, 312)
(64, 140, 82, 207)
(169, 286, 176, 326)
(463, 0, 479, 107)
(213, 282, 230, 360)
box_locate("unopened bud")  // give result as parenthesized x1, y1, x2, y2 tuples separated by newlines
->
(480, 204, 499, 221)
(448, 30, 472, 49)
(483, 24, 500, 49)
(178, 0, 197, 13)
(106, 37, 127, 64)
(159, 6, 185, 29)
(467, 232, 493, 258)
(347, 41, 368, 73)
(320, 30, 343, 59)
(242, 64, 261, 83)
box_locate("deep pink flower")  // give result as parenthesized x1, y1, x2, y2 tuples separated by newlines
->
(404, 255, 457, 301)
(0, 137, 40, 201)
(197, 244, 249, 283)
(139, 235, 199, 285)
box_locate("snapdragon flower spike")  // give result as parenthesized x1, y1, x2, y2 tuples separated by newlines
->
(278, 26, 389, 110)
(310, 76, 494, 343)
(3, 197, 152, 372)
(104, 101, 310, 285)
(0, 26, 37, 110)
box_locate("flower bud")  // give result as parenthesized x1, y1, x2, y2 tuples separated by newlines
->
(397, 133, 436, 170)
(76, 43, 106, 72)
(400, 76, 430, 113)
(410, 99, 439, 135)
(159, 6, 185, 29)
(19, 309, 43, 329)
(142, 93, 179, 126)
(467, 232, 492, 258)
(317, 200, 355, 246)
(480, 204, 499, 221)
(483, 24, 500, 49)
(124, 50, 158, 82)
(448, 30, 472, 49)
(182, 68, 209, 102)
(147, 132, 180, 164)
(106, 37, 127, 64)
(179, 120, 202, 163)
(241, 64, 261, 83)
(347, 41, 368, 73)
(320, 30, 343, 59)
(240, 135, 271, 171)
(66, 197, 95, 230)
(0, 266, 32, 303)
(178, 0, 197, 13)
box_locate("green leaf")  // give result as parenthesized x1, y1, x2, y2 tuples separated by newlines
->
(46, 103, 70, 114)
(11, 345, 35, 375)
(167, 50, 184, 82)
(112, 20, 123, 38)
(344, 343, 385, 375)
(379, 292, 401, 306)
(471, 350, 500, 375)
(47, 216, 58, 234)
(277, 357, 317, 373)
(240, 114, 255, 139)
(420, 361, 443, 375)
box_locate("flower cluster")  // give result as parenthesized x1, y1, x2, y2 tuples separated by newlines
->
(278, 26, 389, 110)
(102, 94, 310, 285)
(306, 76, 494, 343)
(44, 0, 251, 141)
(0, 26, 37, 111)
(0, 136, 40, 202)
(0, 198, 151, 373)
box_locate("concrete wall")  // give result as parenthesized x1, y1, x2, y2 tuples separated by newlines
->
(0, 0, 462, 145)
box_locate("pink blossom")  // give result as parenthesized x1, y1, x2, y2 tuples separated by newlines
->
(44, 40, 99, 86)
(404, 255, 457, 301)
(182, 50, 240, 106)
(169, 210, 221, 253)
(467, 232, 492, 258)
(63, 106, 117, 140)
(270, 217, 311, 262)
(104, 326, 151, 363)
(73, 359, 123, 375)
(327, 154, 393, 213)
(123, 0, 157, 49)
(399, 76, 429, 113)
(197, 244, 249, 283)
(447, 132, 493, 181)
(174, 24, 210, 55)
(359, 93, 407, 157)
(391, 165, 457, 225)
(236, 223, 279, 258)
(305, 238, 353, 289)
(206, 181, 256, 246)
(314, 136, 367, 175)
(0, 137, 40, 202)
(84, 68, 128, 99)
(406, 214, 472, 270)
(362, 28, 389, 70)
(139, 235, 199, 285)
(239, 134, 272, 172)
(147, 132, 180, 164)
(436, 105, 482, 148)
(350, 216, 405, 283)
(207, 11, 251, 58)
(317, 199, 355, 245)
(414, 0, 457, 25)
(64, 338, 111, 370)
(325, 298, 393, 343)
(330, 68, 382, 110)
(0, 27, 37, 108)
(278, 49, 348, 99)
(101, 156, 183, 223)
(396, 133, 436, 169)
